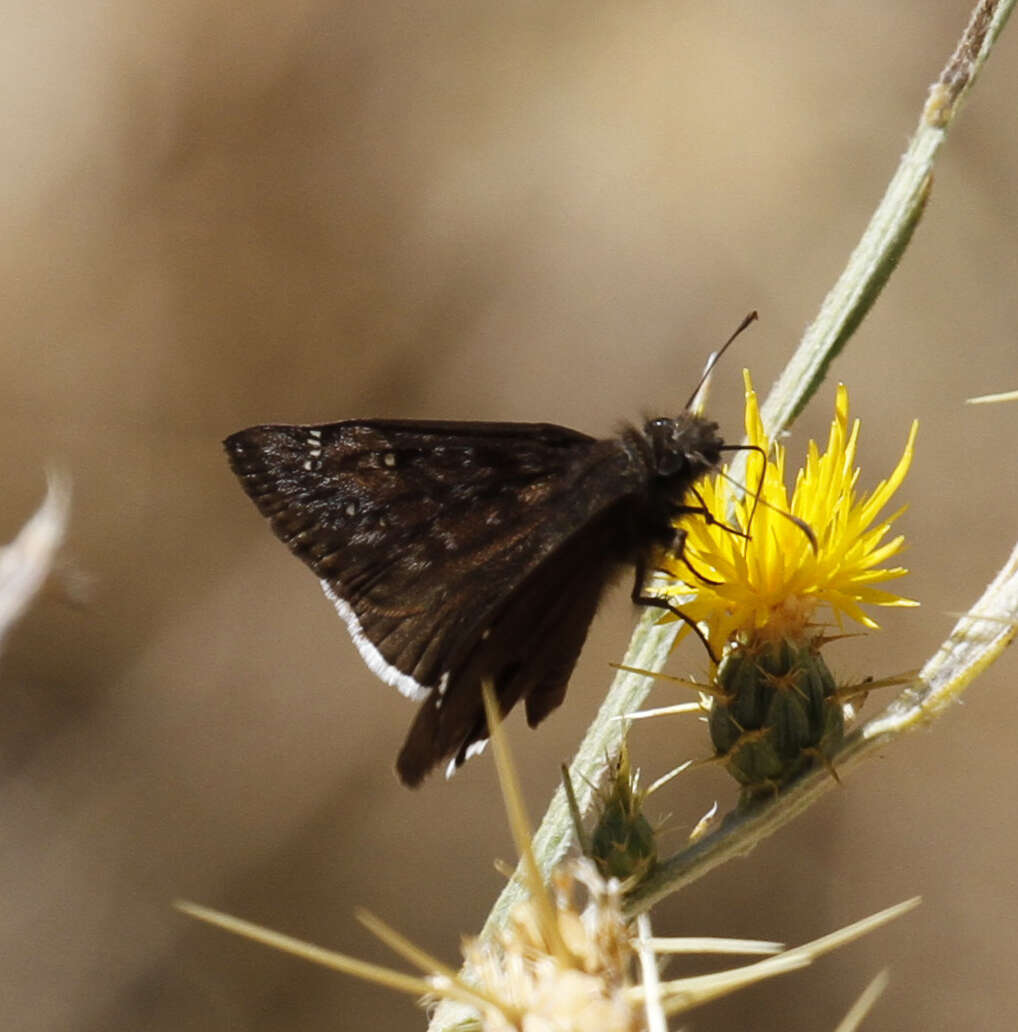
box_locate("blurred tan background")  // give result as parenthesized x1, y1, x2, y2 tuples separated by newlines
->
(2, 2, 1016, 1029)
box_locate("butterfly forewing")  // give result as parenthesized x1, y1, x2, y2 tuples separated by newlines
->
(225, 419, 655, 780)
(225, 411, 725, 785)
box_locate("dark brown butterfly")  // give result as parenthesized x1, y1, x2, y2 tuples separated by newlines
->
(225, 411, 727, 786)
(224, 315, 761, 788)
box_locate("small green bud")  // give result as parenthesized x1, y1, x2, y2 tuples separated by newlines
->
(709, 637, 844, 796)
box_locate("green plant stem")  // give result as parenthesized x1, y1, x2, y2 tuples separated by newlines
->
(512, 0, 1012, 917)
(626, 538, 1018, 915)
(760, 0, 1013, 435)
(427, 4, 1014, 1026)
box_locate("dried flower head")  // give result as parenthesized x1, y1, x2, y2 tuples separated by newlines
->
(463, 859, 640, 1032)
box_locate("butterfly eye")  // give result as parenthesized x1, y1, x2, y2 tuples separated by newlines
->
(644, 419, 687, 476)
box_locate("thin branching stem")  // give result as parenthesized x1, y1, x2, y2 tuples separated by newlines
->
(626, 540, 1018, 914)
(759, 0, 1013, 434)
(427, 4, 1014, 1027)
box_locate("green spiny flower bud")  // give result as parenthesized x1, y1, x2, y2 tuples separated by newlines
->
(708, 637, 844, 800)
(586, 745, 657, 885)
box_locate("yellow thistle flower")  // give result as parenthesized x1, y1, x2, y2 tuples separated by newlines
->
(662, 370, 919, 658)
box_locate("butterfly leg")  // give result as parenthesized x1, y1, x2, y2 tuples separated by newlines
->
(631, 542, 720, 665)
(674, 489, 750, 541)
(658, 546, 721, 587)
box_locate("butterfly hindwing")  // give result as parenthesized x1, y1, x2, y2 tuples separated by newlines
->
(395, 497, 628, 783)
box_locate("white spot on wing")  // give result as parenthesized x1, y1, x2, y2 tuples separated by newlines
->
(383, 452, 397, 467)
(445, 738, 488, 779)
(434, 672, 450, 709)
(465, 738, 488, 761)
(319, 580, 431, 702)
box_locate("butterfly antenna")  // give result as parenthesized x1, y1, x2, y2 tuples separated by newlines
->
(715, 445, 818, 553)
(684, 310, 758, 411)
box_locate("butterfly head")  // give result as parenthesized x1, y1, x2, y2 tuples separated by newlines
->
(643, 414, 724, 481)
